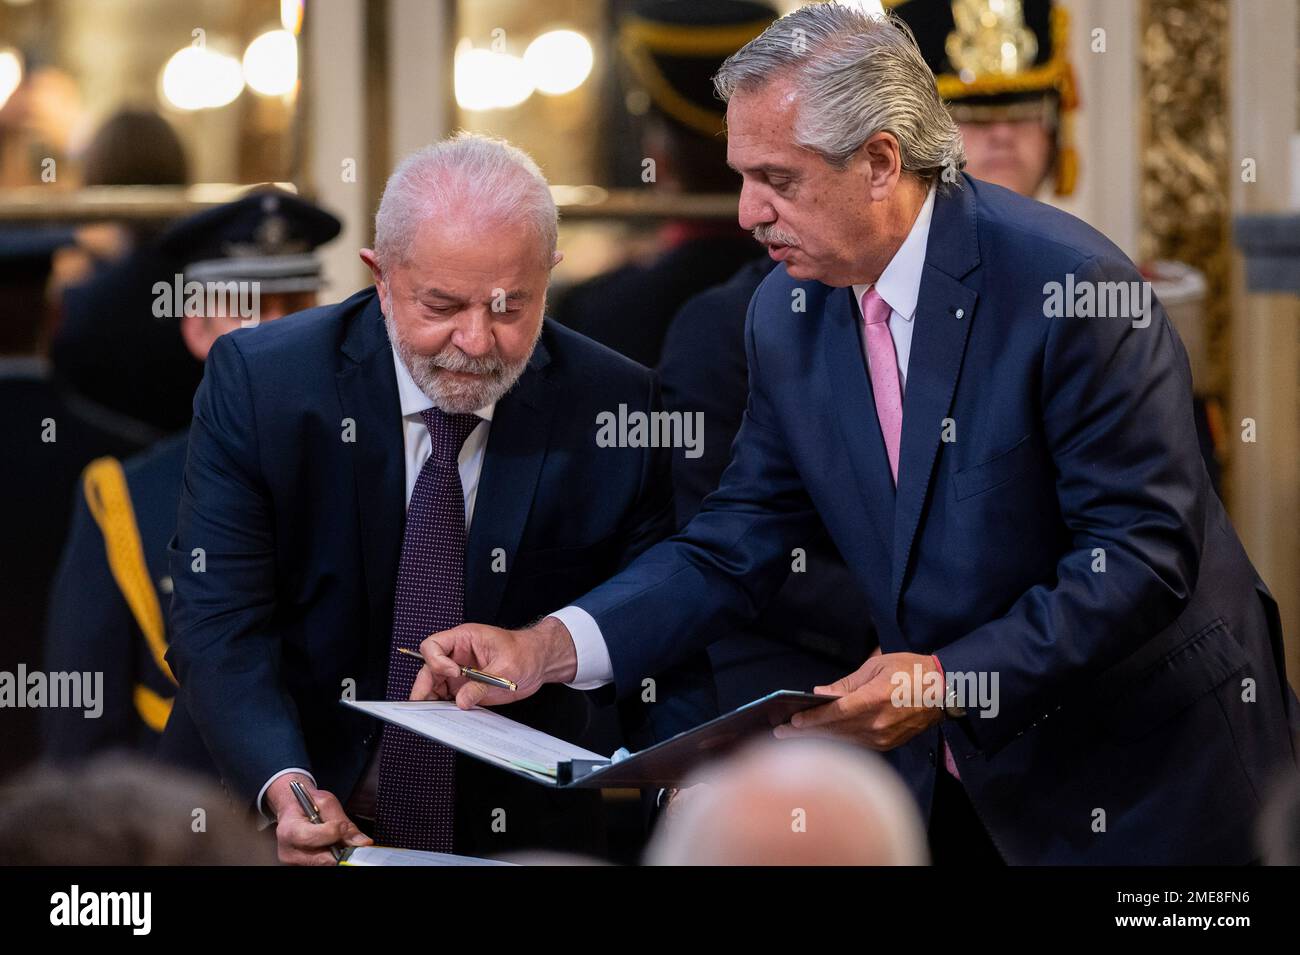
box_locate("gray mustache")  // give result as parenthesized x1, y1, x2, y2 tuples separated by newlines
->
(753, 225, 799, 247)
(430, 351, 505, 375)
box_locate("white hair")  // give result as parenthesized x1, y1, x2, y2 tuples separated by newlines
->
(373, 131, 557, 269)
(714, 5, 965, 183)
(646, 739, 930, 866)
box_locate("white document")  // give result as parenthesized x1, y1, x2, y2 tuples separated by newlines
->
(340, 845, 515, 867)
(345, 700, 608, 784)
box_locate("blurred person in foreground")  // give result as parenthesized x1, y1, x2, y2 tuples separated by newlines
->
(0, 755, 273, 865)
(42, 190, 340, 765)
(646, 739, 927, 865)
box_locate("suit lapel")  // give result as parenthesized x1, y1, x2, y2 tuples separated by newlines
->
(335, 295, 406, 646)
(463, 333, 558, 624)
(822, 285, 897, 562)
(890, 180, 982, 609)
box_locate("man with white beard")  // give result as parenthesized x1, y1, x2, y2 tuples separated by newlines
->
(161, 133, 715, 864)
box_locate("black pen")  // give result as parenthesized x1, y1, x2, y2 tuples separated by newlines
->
(289, 778, 344, 863)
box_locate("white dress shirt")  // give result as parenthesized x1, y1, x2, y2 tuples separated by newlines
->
(258, 347, 495, 816)
(555, 184, 938, 688)
(390, 348, 494, 521)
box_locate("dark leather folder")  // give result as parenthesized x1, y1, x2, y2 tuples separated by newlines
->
(557, 690, 838, 788)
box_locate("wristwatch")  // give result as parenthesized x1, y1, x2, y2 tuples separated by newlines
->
(933, 654, 965, 719)
(943, 676, 966, 719)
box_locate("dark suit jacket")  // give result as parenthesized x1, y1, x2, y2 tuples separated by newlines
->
(161, 288, 714, 855)
(572, 175, 1300, 864)
(551, 232, 763, 368)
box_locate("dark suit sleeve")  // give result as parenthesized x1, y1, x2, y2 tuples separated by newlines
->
(575, 292, 823, 699)
(938, 253, 1207, 754)
(613, 372, 717, 744)
(166, 335, 310, 805)
(42, 486, 138, 758)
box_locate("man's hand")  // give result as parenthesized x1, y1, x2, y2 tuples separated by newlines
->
(773, 652, 944, 750)
(410, 617, 578, 709)
(265, 774, 371, 866)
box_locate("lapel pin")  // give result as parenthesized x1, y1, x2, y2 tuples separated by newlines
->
(954, 308, 965, 320)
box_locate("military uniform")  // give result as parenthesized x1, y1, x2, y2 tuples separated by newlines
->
(43, 432, 188, 757)
(890, 0, 1080, 196)
(41, 190, 340, 764)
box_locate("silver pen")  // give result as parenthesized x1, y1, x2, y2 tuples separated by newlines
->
(289, 778, 344, 863)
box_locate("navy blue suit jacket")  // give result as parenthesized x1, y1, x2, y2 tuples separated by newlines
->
(574, 176, 1300, 863)
(162, 288, 714, 854)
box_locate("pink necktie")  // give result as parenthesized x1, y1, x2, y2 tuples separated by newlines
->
(861, 288, 961, 780)
(859, 287, 902, 484)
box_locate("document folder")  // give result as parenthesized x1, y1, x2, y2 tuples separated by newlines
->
(345, 690, 836, 789)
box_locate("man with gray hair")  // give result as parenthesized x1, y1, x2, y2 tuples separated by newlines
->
(161, 132, 715, 864)
(645, 739, 928, 866)
(417, 6, 1299, 865)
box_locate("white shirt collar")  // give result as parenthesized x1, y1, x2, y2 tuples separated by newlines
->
(852, 183, 937, 322)
(390, 346, 494, 422)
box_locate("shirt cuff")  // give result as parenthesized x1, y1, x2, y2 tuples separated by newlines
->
(257, 767, 316, 827)
(549, 606, 613, 690)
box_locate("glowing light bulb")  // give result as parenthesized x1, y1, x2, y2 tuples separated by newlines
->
(523, 29, 593, 96)
(243, 29, 298, 97)
(160, 46, 244, 111)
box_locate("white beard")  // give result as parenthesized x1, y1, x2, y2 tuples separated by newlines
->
(383, 303, 539, 414)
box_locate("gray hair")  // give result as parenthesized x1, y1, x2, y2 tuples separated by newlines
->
(714, 5, 965, 183)
(0, 756, 275, 865)
(373, 131, 557, 269)
(645, 739, 929, 866)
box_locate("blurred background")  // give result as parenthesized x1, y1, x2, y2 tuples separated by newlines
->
(0, 0, 1298, 821)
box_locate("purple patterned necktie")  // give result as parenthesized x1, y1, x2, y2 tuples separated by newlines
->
(374, 406, 481, 851)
